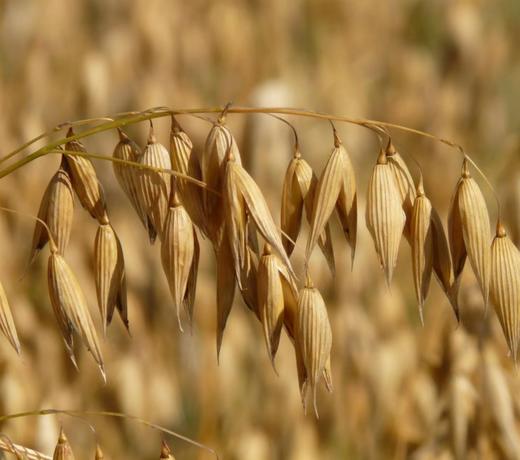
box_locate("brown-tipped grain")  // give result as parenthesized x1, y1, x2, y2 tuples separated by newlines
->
(161, 190, 196, 332)
(257, 244, 286, 367)
(216, 236, 236, 360)
(297, 281, 332, 417)
(457, 160, 492, 307)
(410, 180, 433, 324)
(65, 128, 108, 223)
(0, 281, 21, 353)
(238, 246, 260, 319)
(31, 162, 74, 260)
(365, 149, 406, 285)
(386, 142, 416, 241)
(225, 157, 296, 281)
(94, 222, 127, 335)
(137, 124, 172, 243)
(48, 252, 105, 379)
(490, 222, 520, 361)
(53, 429, 74, 460)
(112, 130, 148, 230)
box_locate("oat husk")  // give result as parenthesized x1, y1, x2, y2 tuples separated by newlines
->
(169, 116, 206, 234)
(65, 128, 108, 223)
(224, 155, 296, 282)
(161, 186, 196, 332)
(366, 149, 406, 285)
(411, 178, 433, 324)
(94, 222, 128, 335)
(216, 235, 236, 360)
(386, 142, 416, 241)
(490, 221, 520, 360)
(306, 132, 356, 269)
(31, 158, 74, 261)
(112, 129, 148, 230)
(257, 244, 294, 367)
(281, 152, 335, 274)
(48, 250, 105, 379)
(297, 279, 332, 417)
(450, 159, 491, 308)
(137, 123, 172, 243)
(0, 281, 20, 353)
(52, 429, 74, 460)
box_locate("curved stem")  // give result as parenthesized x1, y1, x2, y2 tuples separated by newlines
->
(0, 409, 219, 460)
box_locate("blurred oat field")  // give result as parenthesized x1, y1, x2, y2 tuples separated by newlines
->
(0, 0, 520, 459)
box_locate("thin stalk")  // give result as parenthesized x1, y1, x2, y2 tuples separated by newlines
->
(0, 409, 219, 460)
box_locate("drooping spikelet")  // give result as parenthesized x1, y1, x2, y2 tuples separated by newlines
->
(65, 128, 108, 224)
(200, 121, 242, 243)
(410, 176, 433, 324)
(297, 278, 332, 417)
(137, 122, 172, 243)
(490, 221, 520, 361)
(31, 158, 74, 261)
(48, 245, 105, 379)
(385, 141, 416, 241)
(449, 159, 491, 307)
(281, 151, 335, 274)
(112, 129, 148, 231)
(161, 185, 197, 332)
(52, 428, 74, 460)
(306, 130, 357, 268)
(94, 221, 128, 334)
(257, 244, 296, 367)
(224, 153, 295, 283)
(169, 116, 206, 233)
(366, 149, 406, 285)
(216, 236, 236, 360)
(0, 281, 20, 353)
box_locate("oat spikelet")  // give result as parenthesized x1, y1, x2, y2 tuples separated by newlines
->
(48, 250, 105, 379)
(159, 440, 176, 460)
(138, 122, 172, 243)
(0, 281, 20, 353)
(238, 246, 259, 319)
(490, 221, 520, 360)
(65, 128, 108, 223)
(281, 152, 335, 274)
(53, 429, 74, 460)
(112, 129, 148, 230)
(386, 142, 416, 241)
(94, 222, 127, 335)
(257, 244, 287, 368)
(366, 149, 406, 285)
(161, 186, 196, 332)
(306, 132, 356, 268)
(455, 159, 491, 307)
(31, 159, 74, 261)
(200, 122, 241, 209)
(170, 116, 206, 233)
(411, 177, 433, 324)
(297, 278, 332, 417)
(216, 236, 236, 360)
(225, 155, 296, 281)
(183, 227, 199, 328)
